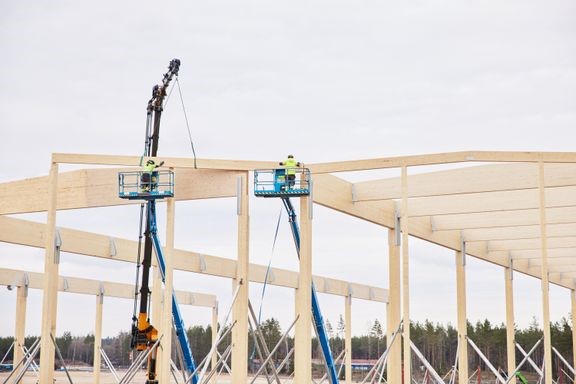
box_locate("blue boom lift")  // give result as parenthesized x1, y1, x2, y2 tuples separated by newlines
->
(254, 168, 340, 384)
(118, 59, 198, 384)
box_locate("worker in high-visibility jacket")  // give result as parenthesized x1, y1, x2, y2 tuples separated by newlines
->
(279, 154, 301, 189)
(141, 159, 164, 192)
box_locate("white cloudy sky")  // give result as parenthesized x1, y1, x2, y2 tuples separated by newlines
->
(1, 0, 576, 339)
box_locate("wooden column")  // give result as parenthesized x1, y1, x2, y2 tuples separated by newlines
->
(93, 291, 103, 384)
(295, 193, 313, 383)
(401, 165, 411, 383)
(456, 248, 469, 384)
(159, 197, 176, 384)
(211, 304, 218, 382)
(505, 263, 516, 384)
(13, 284, 28, 371)
(345, 294, 352, 383)
(572, 289, 576, 382)
(39, 162, 59, 384)
(538, 160, 553, 384)
(387, 228, 401, 383)
(231, 173, 249, 383)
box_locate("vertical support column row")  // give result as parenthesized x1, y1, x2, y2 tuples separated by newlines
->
(387, 228, 401, 383)
(295, 193, 313, 383)
(93, 290, 104, 384)
(158, 197, 176, 384)
(13, 284, 28, 371)
(455, 248, 468, 384)
(538, 160, 553, 384)
(231, 173, 249, 383)
(344, 294, 352, 383)
(505, 261, 516, 384)
(39, 162, 59, 384)
(400, 165, 411, 383)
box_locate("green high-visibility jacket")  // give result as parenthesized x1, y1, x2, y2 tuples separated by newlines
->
(144, 163, 156, 173)
(283, 158, 298, 175)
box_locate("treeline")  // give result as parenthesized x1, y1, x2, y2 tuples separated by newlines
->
(0, 316, 572, 376)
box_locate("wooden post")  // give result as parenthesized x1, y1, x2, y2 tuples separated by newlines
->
(456, 249, 469, 384)
(231, 173, 249, 383)
(387, 228, 401, 383)
(39, 162, 59, 384)
(211, 304, 218, 383)
(345, 294, 352, 383)
(505, 264, 516, 384)
(538, 160, 553, 384)
(93, 291, 103, 384)
(401, 165, 411, 383)
(295, 193, 313, 383)
(151, 265, 163, 376)
(13, 284, 28, 372)
(159, 197, 176, 384)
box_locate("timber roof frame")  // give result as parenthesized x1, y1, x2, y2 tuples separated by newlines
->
(1, 149, 574, 293)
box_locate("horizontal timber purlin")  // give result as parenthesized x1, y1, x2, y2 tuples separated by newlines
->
(461, 223, 576, 242)
(308, 151, 576, 173)
(480, 237, 576, 252)
(429, 207, 576, 231)
(361, 185, 576, 217)
(0, 267, 216, 307)
(352, 163, 576, 201)
(489, 248, 576, 260)
(312, 173, 575, 289)
(0, 167, 240, 215)
(0, 215, 388, 303)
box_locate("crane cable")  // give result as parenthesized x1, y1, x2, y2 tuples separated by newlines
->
(250, 207, 283, 359)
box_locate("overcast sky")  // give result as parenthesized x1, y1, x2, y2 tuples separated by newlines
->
(1, 0, 576, 339)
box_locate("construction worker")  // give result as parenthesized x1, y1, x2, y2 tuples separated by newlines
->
(279, 154, 301, 189)
(141, 159, 164, 192)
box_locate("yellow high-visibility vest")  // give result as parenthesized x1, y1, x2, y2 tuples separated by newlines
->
(284, 158, 297, 175)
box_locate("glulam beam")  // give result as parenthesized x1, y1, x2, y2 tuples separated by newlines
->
(0, 215, 388, 302)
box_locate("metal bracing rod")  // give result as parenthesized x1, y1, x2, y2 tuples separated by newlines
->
(361, 320, 402, 384)
(516, 341, 544, 376)
(173, 327, 188, 384)
(3, 338, 41, 384)
(215, 350, 232, 375)
(275, 347, 294, 375)
(467, 337, 506, 384)
(318, 350, 346, 384)
(100, 347, 120, 383)
(560, 368, 575, 383)
(197, 282, 242, 384)
(447, 341, 459, 384)
(247, 319, 274, 384)
(21, 345, 40, 374)
(0, 342, 14, 365)
(409, 340, 446, 384)
(200, 345, 232, 384)
(553, 346, 576, 376)
(248, 319, 277, 384)
(183, 323, 237, 384)
(119, 337, 162, 384)
(248, 301, 282, 384)
(50, 333, 74, 384)
(250, 315, 299, 384)
(170, 361, 181, 384)
(507, 338, 544, 384)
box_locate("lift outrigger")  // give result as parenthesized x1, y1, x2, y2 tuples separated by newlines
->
(254, 168, 340, 384)
(118, 59, 199, 384)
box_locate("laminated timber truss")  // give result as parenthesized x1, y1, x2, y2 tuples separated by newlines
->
(1, 150, 576, 383)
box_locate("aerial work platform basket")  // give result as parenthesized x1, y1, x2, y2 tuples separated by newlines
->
(254, 168, 310, 197)
(118, 170, 175, 200)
